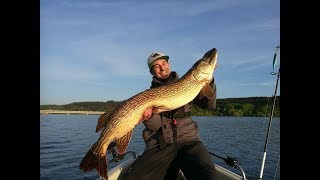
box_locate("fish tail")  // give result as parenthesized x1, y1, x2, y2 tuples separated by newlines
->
(79, 149, 108, 180)
(97, 155, 108, 180)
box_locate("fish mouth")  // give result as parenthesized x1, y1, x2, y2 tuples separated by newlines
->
(203, 48, 217, 66)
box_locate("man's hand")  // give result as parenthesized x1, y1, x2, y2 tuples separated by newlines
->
(142, 107, 153, 120)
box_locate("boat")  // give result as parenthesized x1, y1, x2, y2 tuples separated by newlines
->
(101, 143, 247, 180)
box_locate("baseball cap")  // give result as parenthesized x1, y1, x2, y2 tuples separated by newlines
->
(147, 52, 169, 69)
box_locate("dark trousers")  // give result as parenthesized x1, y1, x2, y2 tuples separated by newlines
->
(120, 141, 216, 180)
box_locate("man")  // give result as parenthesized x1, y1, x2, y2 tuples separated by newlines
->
(121, 51, 217, 180)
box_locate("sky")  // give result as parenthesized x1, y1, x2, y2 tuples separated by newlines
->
(40, 0, 280, 105)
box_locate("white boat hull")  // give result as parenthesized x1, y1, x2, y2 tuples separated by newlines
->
(106, 156, 244, 180)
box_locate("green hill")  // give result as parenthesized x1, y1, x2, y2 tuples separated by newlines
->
(40, 96, 280, 117)
(193, 96, 280, 117)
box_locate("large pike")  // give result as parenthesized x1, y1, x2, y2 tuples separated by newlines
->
(79, 48, 218, 180)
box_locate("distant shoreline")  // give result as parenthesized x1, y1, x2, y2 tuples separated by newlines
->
(40, 110, 104, 115)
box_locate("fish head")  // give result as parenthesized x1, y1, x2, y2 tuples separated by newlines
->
(191, 48, 218, 82)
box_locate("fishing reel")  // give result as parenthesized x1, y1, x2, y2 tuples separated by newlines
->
(107, 142, 125, 164)
(107, 141, 137, 164)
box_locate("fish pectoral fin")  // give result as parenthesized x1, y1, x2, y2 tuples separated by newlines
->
(199, 83, 214, 98)
(96, 105, 118, 132)
(116, 130, 133, 155)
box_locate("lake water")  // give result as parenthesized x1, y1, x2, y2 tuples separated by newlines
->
(40, 115, 280, 180)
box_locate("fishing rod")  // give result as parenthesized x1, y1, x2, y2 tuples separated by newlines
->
(258, 45, 280, 180)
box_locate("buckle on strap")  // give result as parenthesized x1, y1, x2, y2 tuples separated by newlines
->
(172, 119, 177, 125)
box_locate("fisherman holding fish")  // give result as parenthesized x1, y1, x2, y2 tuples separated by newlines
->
(121, 51, 218, 180)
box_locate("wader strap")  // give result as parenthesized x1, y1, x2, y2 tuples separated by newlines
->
(158, 115, 168, 149)
(168, 111, 191, 143)
(172, 119, 177, 142)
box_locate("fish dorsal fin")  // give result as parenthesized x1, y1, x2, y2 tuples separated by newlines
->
(96, 105, 118, 133)
(116, 130, 133, 155)
(199, 83, 214, 99)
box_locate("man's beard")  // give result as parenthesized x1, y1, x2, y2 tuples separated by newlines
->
(159, 70, 169, 78)
(156, 70, 171, 82)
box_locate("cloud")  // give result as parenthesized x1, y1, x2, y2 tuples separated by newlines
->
(239, 80, 276, 87)
(40, 56, 103, 81)
(235, 18, 280, 32)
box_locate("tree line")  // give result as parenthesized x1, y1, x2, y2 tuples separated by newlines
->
(40, 96, 280, 117)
